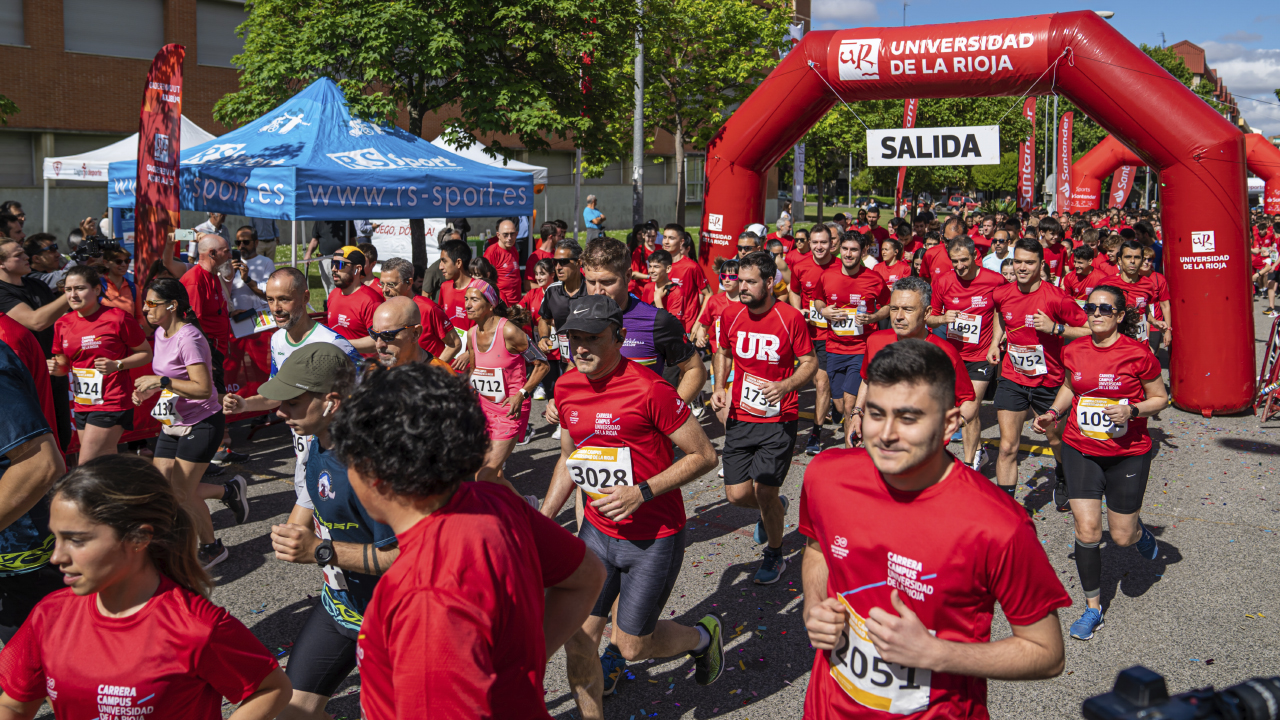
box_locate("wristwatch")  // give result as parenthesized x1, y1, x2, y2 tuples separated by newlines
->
(314, 539, 336, 566)
(639, 483, 655, 503)
(159, 376, 172, 389)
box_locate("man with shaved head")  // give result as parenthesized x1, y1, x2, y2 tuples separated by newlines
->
(379, 256, 458, 363)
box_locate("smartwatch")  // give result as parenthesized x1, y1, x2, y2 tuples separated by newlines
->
(639, 483, 655, 503)
(159, 376, 172, 389)
(314, 539, 336, 566)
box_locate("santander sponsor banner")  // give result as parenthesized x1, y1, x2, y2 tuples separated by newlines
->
(1017, 97, 1036, 212)
(895, 98, 918, 216)
(1108, 165, 1136, 208)
(1267, 180, 1280, 215)
(135, 43, 184, 315)
(828, 17, 1053, 98)
(1055, 111, 1073, 213)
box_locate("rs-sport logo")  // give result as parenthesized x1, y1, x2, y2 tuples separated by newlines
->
(735, 332, 780, 362)
(186, 143, 247, 165)
(327, 148, 461, 171)
(837, 38, 881, 81)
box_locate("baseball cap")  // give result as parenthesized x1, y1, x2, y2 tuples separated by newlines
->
(334, 245, 367, 266)
(560, 294, 624, 335)
(259, 343, 352, 401)
(746, 223, 768, 237)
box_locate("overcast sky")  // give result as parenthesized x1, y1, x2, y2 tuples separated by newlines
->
(810, 1, 1280, 137)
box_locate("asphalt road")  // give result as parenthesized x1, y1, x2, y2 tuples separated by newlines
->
(145, 296, 1280, 720)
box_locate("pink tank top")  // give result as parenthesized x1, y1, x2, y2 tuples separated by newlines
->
(469, 316, 528, 405)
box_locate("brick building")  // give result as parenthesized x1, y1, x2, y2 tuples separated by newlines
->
(1167, 40, 1249, 132)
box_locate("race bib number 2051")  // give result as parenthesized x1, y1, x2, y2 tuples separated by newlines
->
(829, 595, 932, 715)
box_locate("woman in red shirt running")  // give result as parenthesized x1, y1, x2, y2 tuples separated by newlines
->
(464, 281, 548, 500)
(0, 455, 291, 720)
(1032, 285, 1168, 642)
(49, 266, 151, 461)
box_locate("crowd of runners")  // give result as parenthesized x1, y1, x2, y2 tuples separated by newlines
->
(0, 199, 1272, 719)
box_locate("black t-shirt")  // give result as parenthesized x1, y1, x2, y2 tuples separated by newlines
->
(312, 221, 349, 256)
(0, 277, 57, 356)
(539, 275, 587, 331)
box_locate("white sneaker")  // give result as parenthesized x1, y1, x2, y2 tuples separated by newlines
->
(718, 464, 724, 478)
(691, 402, 707, 419)
(971, 446, 988, 471)
(533, 386, 547, 400)
(552, 426, 562, 440)
(516, 423, 533, 446)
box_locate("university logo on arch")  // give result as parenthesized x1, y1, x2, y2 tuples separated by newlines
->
(837, 38, 881, 81)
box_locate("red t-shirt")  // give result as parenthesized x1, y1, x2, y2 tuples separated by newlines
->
(411, 295, 454, 358)
(867, 226, 891, 242)
(860, 329, 975, 406)
(327, 283, 384, 349)
(556, 358, 691, 540)
(439, 277, 482, 332)
(784, 248, 810, 270)
(992, 281, 1088, 387)
(641, 282, 688, 331)
(1104, 274, 1161, 319)
(697, 292, 740, 354)
(929, 268, 1006, 361)
(483, 243, 523, 306)
(798, 450, 1070, 720)
(905, 235, 925, 255)
(814, 264, 889, 355)
(52, 305, 146, 412)
(718, 301, 813, 423)
(971, 233, 992, 256)
(629, 245, 655, 294)
(0, 576, 279, 720)
(1061, 267, 1114, 301)
(1146, 272, 1170, 321)
(873, 260, 912, 286)
(0, 314, 55, 434)
(524, 246, 555, 284)
(366, 277, 383, 295)
(179, 265, 230, 354)
(920, 243, 951, 285)
(767, 232, 795, 251)
(667, 256, 707, 332)
(1042, 242, 1068, 278)
(1062, 334, 1162, 457)
(356, 482, 586, 720)
(790, 254, 836, 341)
(1092, 253, 1117, 275)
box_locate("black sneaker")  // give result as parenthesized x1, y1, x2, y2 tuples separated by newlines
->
(203, 463, 224, 478)
(221, 475, 249, 525)
(1053, 463, 1070, 512)
(199, 539, 228, 570)
(691, 615, 724, 685)
(805, 427, 822, 456)
(212, 447, 250, 466)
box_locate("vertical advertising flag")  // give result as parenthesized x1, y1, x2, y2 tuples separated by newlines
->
(1265, 179, 1280, 215)
(895, 98, 918, 217)
(1056, 111, 1074, 215)
(1108, 165, 1137, 209)
(134, 44, 184, 313)
(1017, 98, 1036, 212)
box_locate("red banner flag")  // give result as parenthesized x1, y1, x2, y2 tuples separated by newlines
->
(895, 98, 918, 217)
(135, 44, 185, 313)
(1266, 178, 1280, 215)
(1108, 165, 1137, 209)
(1055, 111, 1074, 214)
(1017, 98, 1036, 212)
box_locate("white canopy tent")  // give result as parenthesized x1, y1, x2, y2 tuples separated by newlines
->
(429, 136, 550, 225)
(40, 115, 218, 232)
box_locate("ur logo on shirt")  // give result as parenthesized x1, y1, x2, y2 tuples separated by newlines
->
(734, 332, 781, 362)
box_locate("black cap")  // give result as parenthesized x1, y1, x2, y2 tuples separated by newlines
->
(561, 294, 624, 335)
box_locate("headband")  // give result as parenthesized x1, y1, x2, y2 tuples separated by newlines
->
(471, 280, 501, 307)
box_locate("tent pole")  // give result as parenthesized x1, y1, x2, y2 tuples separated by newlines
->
(42, 179, 48, 234)
(291, 221, 298, 267)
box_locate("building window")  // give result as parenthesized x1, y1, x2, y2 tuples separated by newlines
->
(65, 0, 164, 60)
(685, 155, 705, 203)
(197, 0, 248, 68)
(0, 0, 23, 47)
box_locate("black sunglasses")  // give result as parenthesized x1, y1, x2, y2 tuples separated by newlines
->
(553, 257, 577, 267)
(1082, 303, 1117, 316)
(737, 245, 756, 252)
(369, 327, 409, 342)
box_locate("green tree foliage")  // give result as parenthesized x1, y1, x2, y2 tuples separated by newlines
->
(0, 95, 16, 125)
(972, 151, 1019, 193)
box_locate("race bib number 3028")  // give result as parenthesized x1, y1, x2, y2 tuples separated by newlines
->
(566, 446, 634, 500)
(830, 595, 932, 715)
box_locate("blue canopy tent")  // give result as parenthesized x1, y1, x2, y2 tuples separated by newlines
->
(108, 77, 533, 262)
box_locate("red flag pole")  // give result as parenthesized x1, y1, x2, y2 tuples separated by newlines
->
(135, 44, 185, 318)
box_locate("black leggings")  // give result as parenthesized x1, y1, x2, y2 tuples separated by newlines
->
(286, 605, 359, 697)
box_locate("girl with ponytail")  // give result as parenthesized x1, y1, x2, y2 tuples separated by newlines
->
(0, 455, 292, 720)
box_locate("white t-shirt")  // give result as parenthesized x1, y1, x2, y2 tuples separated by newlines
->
(229, 254, 274, 312)
(270, 322, 362, 509)
(982, 250, 1011, 274)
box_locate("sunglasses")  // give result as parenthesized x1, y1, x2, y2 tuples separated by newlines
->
(235, 239, 255, 245)
(332, 259, 355, 269)
(553, 258, 577, 267)
(369, 327, 409, 343)
(737, 245, 756, 252)
(1082, 303, 1117, 316)
(143, 299, 170, 309)
(719, 273, 738, 282)
(107, 256, 130, 264)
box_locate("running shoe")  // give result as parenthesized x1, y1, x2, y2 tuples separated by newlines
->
(600, 645, 626, 696)
(212, 447, 249, 466)
(970, 446, 988, 471)
(203, 463, 224, 478)
(1053, 479, 1070, 513)
(805, 428, 822, 456)
(950, 430, 963, 442)
(753, 495, 789, 544)
(718, 464, 724, 479)
(221, 475, 250, 525)
(1266, 307, 1278, 317)
(516, 423, 533, 446)
(691, 400, 707, 420)
(552, 425, 562, 441)
(1069, 608, 1104, 640)
(533, 385, 547, 400)
(691, 615, 724, 685)
(1135, 522, 1159, 560)
(199, 539, 228, 570)
(753, 545, 787, 585)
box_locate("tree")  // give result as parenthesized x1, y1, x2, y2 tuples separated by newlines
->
(639, 0, 790, 224)
(972, 151, 1019, 194)
(0, 95, 16, 125)
(217, 0, 637, 265)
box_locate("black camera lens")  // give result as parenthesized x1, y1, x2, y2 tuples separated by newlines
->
(1221, 677, 1280, 720)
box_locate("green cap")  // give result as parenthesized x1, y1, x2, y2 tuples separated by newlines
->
(259, 343, 352, 401)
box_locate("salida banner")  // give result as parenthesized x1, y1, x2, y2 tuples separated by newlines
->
(868, 125, 999, 167)
(1017, 98, 1036, 212)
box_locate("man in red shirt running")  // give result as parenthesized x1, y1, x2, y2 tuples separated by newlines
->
(919, 217, 967, 283)
(1106, 240, 1168, 348)
(788, 225, 838, 453)
(483, 218, 523, 305)
(333, 363, 604, 720)
(542, 294, 722, 716)
(438, 239, 484, 371)
(661, 223, 708, 334)
(767, 216, 795, 251)
(711, 252, 817, 584)
(924, 236, 1003, 470)
(1039, 218, 1070, 280)
(1061, 247, 1113, 303)
(989, 240, 1089, 506)
(801, 339, 1068, 719)
(326, 246, 383, 357)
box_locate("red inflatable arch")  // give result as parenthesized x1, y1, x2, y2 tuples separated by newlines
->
(698, 11, 1253, 415)
(1072, 133, 1280, 215)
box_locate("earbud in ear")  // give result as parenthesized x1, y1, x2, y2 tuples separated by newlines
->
(322, 401, 334, 417)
